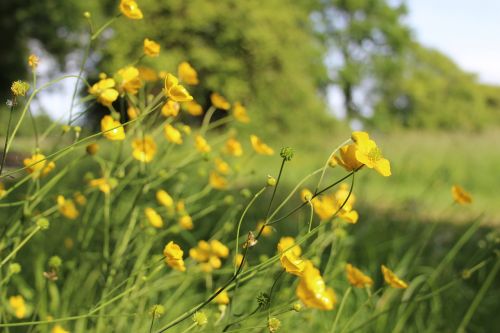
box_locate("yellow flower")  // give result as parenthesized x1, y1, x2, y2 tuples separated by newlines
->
(145, 207, 163, 228)
(334, 183, 356, 211)
(250, 135, 274, 155)
(23, 153, 55, 179)
(132, 136, 157, 163)
(335, 144, 364, 172)
(181, 124, 191, 135)
(11, 81, 30, 96)
(89, 177, 113, 194)
(224, 138, 243, 157)
(74, 192, 87, 206)
(184, 101, 203, 116)
(164, 73, 193, 102)
(116, 66, 142, 95)
(119, 0, 143, 19)
(51, 325, 70, 333)
(144, 38, 160, 57)
(209, 171, 228, 190)
(178, 62, 199, 85)
(138, 66, 159, 82)
(28, 54, 39, 70)
(179, 214, 194, 230)
(57, 195, 79, 220)
(233, 253, 244, 268)
(164, 124, 183, 144)
(214, 157, 230, 175)
(381, 265, 408, 289)
(256, 221, 272, 237)
(156, 190, 174, 208)
(9, 295, 27, 318)
(163, 241, 186, 272)
(214, 289, 230, 305)
(189, 240, 229, 272)
(195, 135, 211, 153)
(101, 115, 125, 141)
(296, 261, 336, 310)
(353, 133, 391, 177)
(127, 106, 139, 120)
(346, 264, 373, 288)
(451, 185, 472, 205)
(277, 237, 305, 276)
(233, 102, 250, 123)
(161, 100, 180, 117)
(0, 182, 7, 199)
(88, 78, 119, 107)
(210, 92, 230, 110)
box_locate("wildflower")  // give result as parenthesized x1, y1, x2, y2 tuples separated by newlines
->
(334, 183, 356, 211)
(268, 317, 281, 333)
(156, 190, 174, 208)
(127, 106, 139, 120)
(0, 182, 6, 198)
(353, 132, 391, 176)
(292, 303, 302, 312)
(11, 81, 30, 97)
(181, 124, 191, 135)
(145, 207, 163, 228)
(184, 101, 203, 116)
(88, 78, 119, 107)
(334, 144, 364, 172)
(89, 177, 113, 194)
(164, 73, 193, 102)
(214, 289, 230, 305)
(164, 124, 182, 144)
(179, 214, 193, 230)
(234, 253, 244, 268)
(224, 138, 243, 157)
(86, 143, 99, 155)
(267, 175, 277, 187)
(49, 256, 63, 269)
(163, 241, 186, 272)
(9, 295, 27, 318)
(250, 135, 274, 155)
(296, 261, 336, 310)
(214, 157, 231, 175)
(116, 66, 142, 95)
(28, 54, 39, 70)
(138, 66, 159, 82)
(277, 237, 305, 276)
(256, 221, 273, 237)
(150, 305, 165, 318)
(193, 311, 208, 326)
(301, 188, 313, 202)
(381, 265, 408, 289)
(346, 264, 373, 288)
(57, 195, 79, 220)
(178, 62, 199, 85)
(23, 153, 55, 179)
(209, 171, 228, 190)
(210, 93, 230, 110)
(190, 240, 229, 272)
(132, 136, 157, 163)
(51, 325, 69, 333)
(161, 100, 180, 117)
(452, 185, 472, 205)
(233, 102, 250, 123)
(280, 147, 294, 161)
(101, 115, 125, 141)
(195, 135, 211, 153)
(143, 38, 160, 57)
(119, 0, 143, 19)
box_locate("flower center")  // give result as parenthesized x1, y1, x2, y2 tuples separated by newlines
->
(367, 147, 381, 162)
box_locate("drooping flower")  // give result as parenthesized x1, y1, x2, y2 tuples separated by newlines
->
(164, 124, 183, 144)
(195, 135, 211, 153)
(178, 214, 194, 230)
(9, 295, 27, 318)
(335, 144, 364, 172)
(190, 240, 229, 272)
(224, 138, 243, 157)
(132, 136, 157, 163)
(28, 54, 39, 70)
(214, 157, 231, 175)
(161, 100, 180, 117)
(57, 195, 79, 220)
(23, 153, 55, 179)
(209, 171, 228, 190)
(178, 62, 199, 85)
(11, 81, 30, 96)
(296, 261, 336, 310)
(250, 135, 274, 155)
(233, 102, 250, 123)
(101, 115, 125, 141)
(184, 101, 203, 116)
(143, 38, 160, 57)
(116, 66, 142, 95)
(210, 92, 230, 110)
(353, 132, 391, 177)
(163, 241, 186, 272)
(164, 73, 193, 102)
(88, 78, 119, 107)
(156, 190, 174, 208)
(119, 0, 143, 19)
(381, 265, 408, 289)
(346, 263, 373, 288)
(277, 237, 305, 276)
(145, 207, 163, 228)
(451, 185, 472, 205)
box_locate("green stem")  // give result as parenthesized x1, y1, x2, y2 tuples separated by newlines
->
(0, 98, 15, 176)
(0, 226, 40, 268)
(331, 287, 352, 333)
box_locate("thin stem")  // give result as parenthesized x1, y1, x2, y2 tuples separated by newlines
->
(68, 38, 92, 125)
(331, 287, 352, 333)
(0, 226, 40, 268)
(264, 159, 286, 219)
(0, 99, 15, 176)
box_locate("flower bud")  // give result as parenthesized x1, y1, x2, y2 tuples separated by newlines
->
(36, 218, 50, 230)
(49, 256, 62, 269)
(86, 143, 99, 156)
(292, 302, 302, 312)
(280, 147, 294, 161)
(149, 305, 165, 318)
(267, 175, 277, 187)
(268, 317, 281, 332)
(9, 263, 22, 274)
(193, 311, 208, 326)
(83, 11, 91, 18)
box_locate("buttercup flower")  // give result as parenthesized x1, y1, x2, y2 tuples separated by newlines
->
(346, 263, 373, 288)
(119, 0, 143, 19)
(381, 265, 408, 289)
(74, 192, 87, 206)
(233, 102, 250, 123)
(51, 325, 69, 333)
(250, 135, 274, 155)
(213, 289, 230, 305)
(179, 214, 194, 230)
(57, 195, 79, 220)
(89, 78, 119, 107)
(11, 81, 30, 96)
(195, 135, 211, 153)
(101, 115, 125, 141)
(256, 221, 273, 237)
(335, 144, 364, 172)
(28, 54, 39, 70)
(138, 66, 159, 82)
(0, 182, 7, 199)
(451, 185, 472, 205)
(145, 207, 163, 228)
(296, 261, 336, 310)
(144, 38, 160, 57)
(164, 73, 193, 102)
(224, 138, 243, 157)
(163, 241, 186, 272)
(89, 177, 114, 194)
(353, 132, 391, 176)
(116, 66, 142, 95)
(9, 295, 27, 318)
(190, 240, 229, 272)
(210, 92, 230, 110)
(156, 190, 174, 208)
(127, 106, 138, 120)
(209, 171, 228, 190)
(214, 157, 231, 175)
(277, 237, 305, 276)
(162, 100, 180, 117)
(184, 101, 203, 116)
(132, 136, 157, 163)
(178, 62, 199, 85)
(164, 124, 183, 144)
(23, 153, 55, 179)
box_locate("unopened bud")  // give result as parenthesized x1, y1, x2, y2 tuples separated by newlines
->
(268, 317, 281, 332)
(36, 218, 50, 230)
(193, 311, 208, 326)
(83, 11, 91, 19)
(280, 147, 294, 161)
(267, 175, 277, 187)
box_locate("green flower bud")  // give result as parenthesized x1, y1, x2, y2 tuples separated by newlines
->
(36, 218, 50, 230)
(193, 311, 208, 326)
(9, 263, 22, 274)
(149, 304, 165, 318)
(49, 256, 62, 269)
(267, 175, 277, 187)
(280, 147, 294, 161)
(292, 302, 302, 312)
(268, 317, 281, 332)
